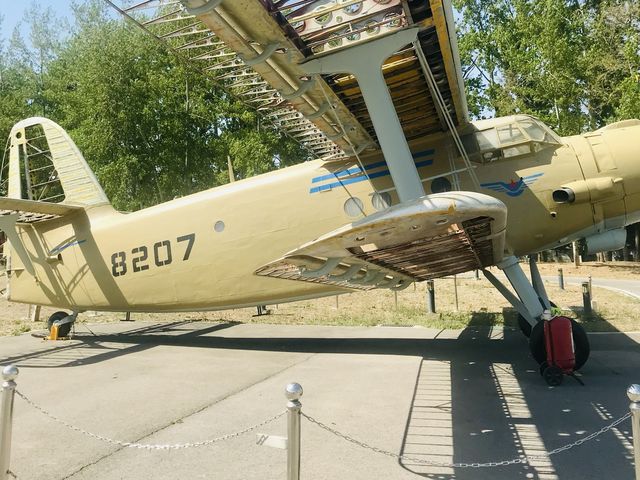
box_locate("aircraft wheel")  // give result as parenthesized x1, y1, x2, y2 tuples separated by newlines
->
(529, 321, 546, 363)
(47, 311, 72, 337)
(529, 318, 590, 370)
(518, 301, 557, 337)
(517, 314, 532, 337)
(571, 320, 590, 370)
(543, 365, 564, 386)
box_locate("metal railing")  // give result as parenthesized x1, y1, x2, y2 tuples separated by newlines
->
(1, 365, 639, 479)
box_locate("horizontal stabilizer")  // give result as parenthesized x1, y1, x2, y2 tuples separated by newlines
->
(256, 192, 507, 290)
(0, 197, 83, 224)
(0, 199, 84, 276)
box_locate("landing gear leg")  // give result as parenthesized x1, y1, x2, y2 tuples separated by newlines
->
(482, 256, 545, 332)
(517, 257, 552, 337)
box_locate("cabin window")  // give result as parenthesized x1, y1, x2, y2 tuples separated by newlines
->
(344, 197, 364, 217)
(431, 177, 452, 193)
(497, 124, 526, 145)
(475, 128, 500, 151)
(371, 192, 391, 210)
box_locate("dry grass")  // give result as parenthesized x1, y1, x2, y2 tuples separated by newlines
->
(536, 260, 640, 279)
(1, 262, 639, 336)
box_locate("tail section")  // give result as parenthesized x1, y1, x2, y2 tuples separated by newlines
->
(6, 117, 109, 207)
(0, 118, 110, 287)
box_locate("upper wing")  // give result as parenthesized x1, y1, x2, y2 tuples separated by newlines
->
(256, 192, 506, 290)
(107, 0, 468, 160)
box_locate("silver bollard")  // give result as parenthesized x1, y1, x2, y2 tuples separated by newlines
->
(0, 365, 19, 480)
(286, 383, 303, 480)
(628, 384, 640, 480)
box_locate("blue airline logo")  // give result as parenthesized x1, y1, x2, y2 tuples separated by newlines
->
(480, 173, 544, 197)
(310, 149, 435, 194)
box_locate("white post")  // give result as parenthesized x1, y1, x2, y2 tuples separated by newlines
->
(0, 366, 19, 480)
(628, 384, 640, 480)
(285, 383, 303, 480)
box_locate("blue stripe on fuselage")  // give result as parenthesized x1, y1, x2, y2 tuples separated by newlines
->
(309, 149, 435, 193)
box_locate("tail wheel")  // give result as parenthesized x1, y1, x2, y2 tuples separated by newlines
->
(47, 311, 72, 337)
(529, 319, 590, 370)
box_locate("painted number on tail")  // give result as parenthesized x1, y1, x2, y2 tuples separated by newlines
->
(111, 233, 195, 277)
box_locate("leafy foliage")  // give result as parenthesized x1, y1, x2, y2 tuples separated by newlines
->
(0, 1, 308, 211)
(454, 0, 640, 135)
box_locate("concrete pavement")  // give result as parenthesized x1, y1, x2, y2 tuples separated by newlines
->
(0, 321, 638, 479)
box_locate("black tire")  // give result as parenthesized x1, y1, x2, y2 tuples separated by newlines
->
(529, 318, 591, 371)
(571, 319, 590, 370)
(529, 320, 546, 364)
(543, 365, 564, 386)
(518, 313, 533, 337)
(47, 311, 72, 337)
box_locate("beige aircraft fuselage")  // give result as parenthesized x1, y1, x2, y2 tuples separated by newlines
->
(6, 117, 640, 312)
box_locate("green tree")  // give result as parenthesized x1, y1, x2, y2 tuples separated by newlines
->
(2, 1, 307, 210)
(454, 0, 640, 134)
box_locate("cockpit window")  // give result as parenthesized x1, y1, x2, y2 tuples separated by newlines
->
(463, 115, 561, 163)
(497, 124, 527, 145)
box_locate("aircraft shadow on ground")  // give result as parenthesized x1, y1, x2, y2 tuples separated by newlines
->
(398, 308, 637, 479)
(0, 312, 636, 479)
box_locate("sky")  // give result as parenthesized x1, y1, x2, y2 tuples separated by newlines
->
(1, 0, 74, 41)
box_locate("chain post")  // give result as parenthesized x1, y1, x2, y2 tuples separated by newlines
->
(0, 366, 19, 480)
(426, 280, 435, 313)
(582, 281, 592, 316)
(285, 383, 303, 480)
(557, 268, 564, 290)
(628, 384, 640, 480)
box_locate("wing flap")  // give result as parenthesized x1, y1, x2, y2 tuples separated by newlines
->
(256, 192, 507, 289)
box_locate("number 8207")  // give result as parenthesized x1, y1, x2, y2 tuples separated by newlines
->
(111, 233, 195, 277)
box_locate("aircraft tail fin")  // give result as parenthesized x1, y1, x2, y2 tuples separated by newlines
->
(4, 117, 109, 207)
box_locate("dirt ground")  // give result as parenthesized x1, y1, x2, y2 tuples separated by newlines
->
(1, 261, 639, 337)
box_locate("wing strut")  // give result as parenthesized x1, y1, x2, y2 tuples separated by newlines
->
(302, 28, 425, 203)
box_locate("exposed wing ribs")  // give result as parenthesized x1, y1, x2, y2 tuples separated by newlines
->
(106, 0, 469, 161)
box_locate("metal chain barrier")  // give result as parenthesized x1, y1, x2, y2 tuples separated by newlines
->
(15, 390, 285, 451)
(302, 411, 632, 468)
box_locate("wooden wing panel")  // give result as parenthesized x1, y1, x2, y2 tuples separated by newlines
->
(256, 192, 506, 290)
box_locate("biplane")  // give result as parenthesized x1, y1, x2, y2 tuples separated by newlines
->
(3, 0, 640, 371)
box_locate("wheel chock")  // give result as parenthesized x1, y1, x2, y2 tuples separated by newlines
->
(48, 324, 60, 341)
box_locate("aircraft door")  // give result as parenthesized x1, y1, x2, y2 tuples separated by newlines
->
(568, 135, 626, 231)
